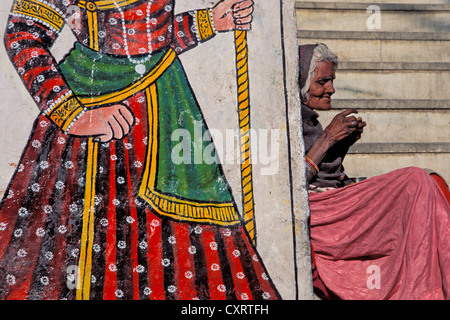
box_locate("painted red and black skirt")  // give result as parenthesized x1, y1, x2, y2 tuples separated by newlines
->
(0, 45, 280, 300)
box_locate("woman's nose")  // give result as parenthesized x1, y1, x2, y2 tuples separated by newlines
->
(326, 81, 336, 95)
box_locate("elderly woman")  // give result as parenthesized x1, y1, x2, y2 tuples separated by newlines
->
(300, 43, 450, 300)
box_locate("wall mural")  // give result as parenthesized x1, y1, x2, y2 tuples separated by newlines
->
(0, 0, 286, 300)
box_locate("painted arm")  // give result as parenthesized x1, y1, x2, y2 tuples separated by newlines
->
(4, 0, 87, 133)
(4, 0, 134, 142)
(171, 0, 254, 54)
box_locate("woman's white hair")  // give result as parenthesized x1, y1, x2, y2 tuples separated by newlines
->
(301, 43, 338, 103)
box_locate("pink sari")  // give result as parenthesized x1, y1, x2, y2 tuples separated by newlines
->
(310, 167, 450, 300)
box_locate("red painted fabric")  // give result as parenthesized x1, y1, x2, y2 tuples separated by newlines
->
(0, 93, 279, 300)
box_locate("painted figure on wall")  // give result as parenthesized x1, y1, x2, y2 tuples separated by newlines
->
(0, 0, 280, 300)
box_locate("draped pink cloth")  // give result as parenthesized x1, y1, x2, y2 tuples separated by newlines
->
(310, 167, 450, 300)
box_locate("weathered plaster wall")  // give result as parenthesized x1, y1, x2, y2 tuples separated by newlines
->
(0, 0, 313, 299)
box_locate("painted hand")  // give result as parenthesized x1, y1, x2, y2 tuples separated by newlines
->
(212, 0, 254, 32)
(67, 104, 135, 143)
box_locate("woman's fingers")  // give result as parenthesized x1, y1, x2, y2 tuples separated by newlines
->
(339, 109, 366, 129)
(357, 120, 367, 130)
(340, 108, 358, 117)
(325, 108, 366, 144)
(346, 115, 359, 127)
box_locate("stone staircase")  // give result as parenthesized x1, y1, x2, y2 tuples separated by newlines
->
(296, 0, 450, 182)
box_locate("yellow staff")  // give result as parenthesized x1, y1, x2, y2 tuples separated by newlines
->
(234, 30, 256, 245)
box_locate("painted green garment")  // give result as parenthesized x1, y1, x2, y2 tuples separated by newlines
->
(59, 43, 234, 204)
(60, 42, 166, 96)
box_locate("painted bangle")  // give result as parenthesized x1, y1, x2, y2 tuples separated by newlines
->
(45, 94, 86, 133)
(195, 9, 216, 42)
(208, 8, 217, 34)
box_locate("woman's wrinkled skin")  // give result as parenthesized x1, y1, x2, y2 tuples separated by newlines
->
(304, 60, 366, 166)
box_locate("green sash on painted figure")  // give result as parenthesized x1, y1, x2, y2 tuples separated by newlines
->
(60, 43, 241, 226)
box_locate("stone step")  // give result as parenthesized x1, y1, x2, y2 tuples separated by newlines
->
(338, 61, 450, 71)
(349, 142, 450, 153)
(344, 144, 450, 183)
(331, 69, 450, 99)
(316, 109, 450, 143)
(343, 153, 450, 182)
(297, 38, 450, 63)
(303, 0, 449, 4)
(331, 99, 450, 110)
(297, 7, 450, 33)
(298, 30, 450, 41)
(296, 1, 450, 11)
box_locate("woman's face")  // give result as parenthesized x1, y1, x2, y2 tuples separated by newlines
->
(305, 60, 336, 110)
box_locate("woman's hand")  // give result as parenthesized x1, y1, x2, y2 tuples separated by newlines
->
(323, 108, 366, 146)
(305, 109, 366, 167)
(67, 104, 135, 143)
(212, 0, 254, 32)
